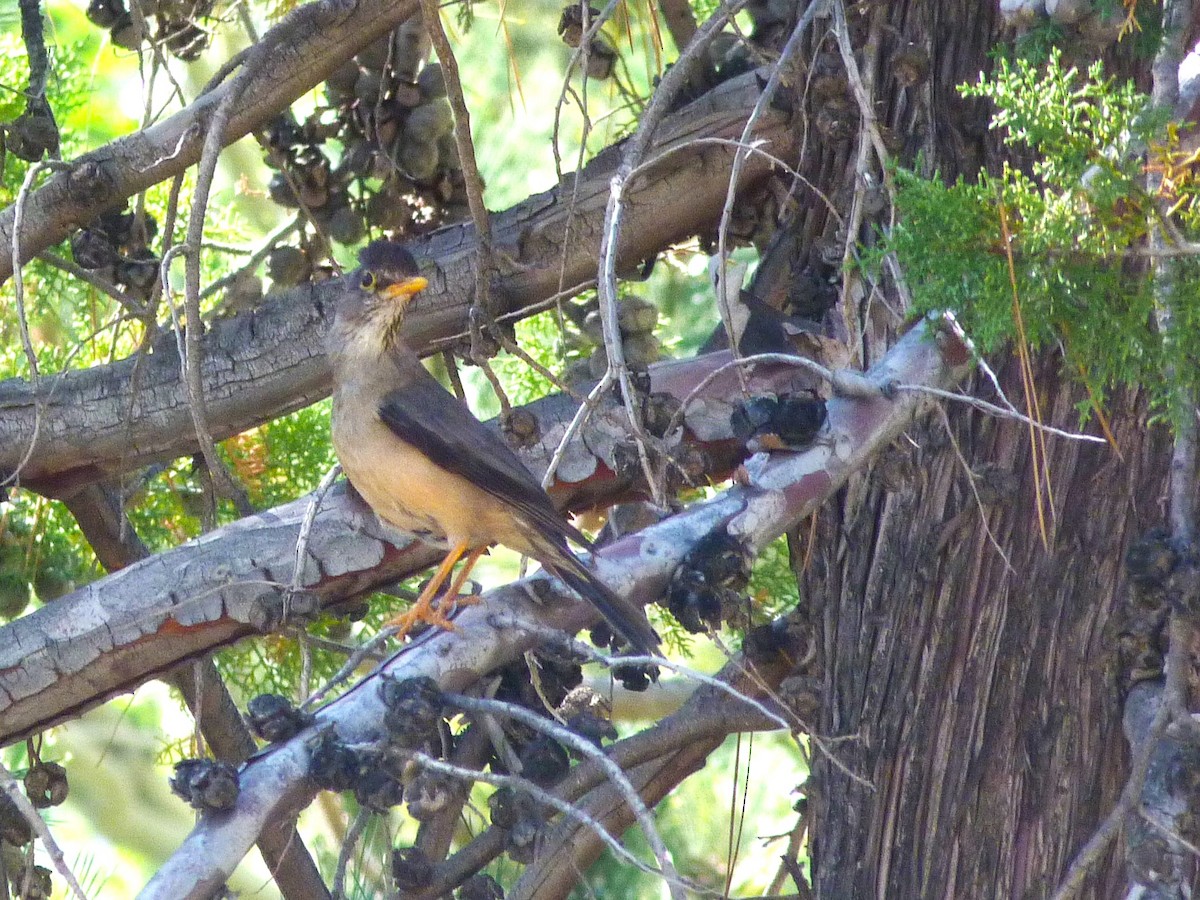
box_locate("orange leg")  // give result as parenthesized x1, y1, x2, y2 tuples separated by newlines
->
(441, 546, 487, 605)
(386, 543, 485, 638)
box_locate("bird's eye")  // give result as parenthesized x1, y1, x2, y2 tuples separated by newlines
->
(360, 271, 376, 290)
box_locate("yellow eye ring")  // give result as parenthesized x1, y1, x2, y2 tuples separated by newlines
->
(360, 271, 376, 290)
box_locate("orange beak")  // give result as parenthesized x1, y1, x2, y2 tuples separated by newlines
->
(381, 275, 428, 301)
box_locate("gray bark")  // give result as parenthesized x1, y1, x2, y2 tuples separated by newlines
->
(0, 69, 791, 498)
(138, 315, 970, 899)
(0, 348, 831, 746)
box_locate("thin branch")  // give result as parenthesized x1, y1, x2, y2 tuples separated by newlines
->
(3, 159, 70, 488)
(417, 0, 496, 333)
(449, 694, 684, 899)
(1051, 621, 1191, 899)
(714, 1, 829, 361)
(287, 463, 342, 626)
(595, 0, 752, 507)
(894, 384, 1106, 445)
(403, 749, 700, 891)
(331, 808, 369, 900)
(0, 761, 88, 900)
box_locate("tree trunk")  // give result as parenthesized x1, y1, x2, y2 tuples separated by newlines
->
(798, 1, 1168, 895)
(807, 368, 1167, 897)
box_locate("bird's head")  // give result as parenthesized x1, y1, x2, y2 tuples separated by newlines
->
(330, 241, 429, 358)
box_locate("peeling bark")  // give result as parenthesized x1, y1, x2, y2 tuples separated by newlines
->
(138, 315, 969, 899)
(0, 69, 791, 498)
(0, 349, 829, 746)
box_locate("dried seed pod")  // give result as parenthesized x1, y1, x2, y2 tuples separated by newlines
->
(487, 786, 531, 829)
(612, 663, 656, 692)
(267, 245, 312, 287)
(356, 34, 393, 70)
(326, 205, 365, 245)
(392, 846, 434, 891)
(163, 20, 207, 61)
(406, 770, 458, 820)
(306, 729, 360, 792)
(170, 758, 240, 811)
(507, 815, 541, 862)
(24, 761, 69, 808)
(220, 270, 264, 314)
(7, 108, 60, 162)
(622, 333, 663, 368)
(354, 754, 405, 812)
(616, 294, 658, 335)
(437, 132, 461, 170)
(87, 0, 125, 28)
(666, 530, 752, 633)
(731, 394, 827, 452)
(501, 407, 540, 447)
(406, 101, 455, 142)
(519, 737, 569, 787)
(395, 137, 440, 183)
(557, 3, 601, 48)
(641, 391, 682, 439)
(110, 12, 144, 49)
(417, 62, 447, 101)
(115, 247, 160, 295)
(380, 674, 445, 746)
(246, 693, 314, 743)
(585, 40, 617, 80)
(13, 866, 52, 900)
(392, 18, 430, 82)
(354, 68, 384, 106)
(326, 59, 360, 99)
(268, 173, 300, 208)
(367, 190, 412, 230)
(71, 228, 118, 269)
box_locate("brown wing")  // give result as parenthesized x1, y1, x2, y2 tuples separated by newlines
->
(378, 368, 660, 657)
(376, 373, 591, 548)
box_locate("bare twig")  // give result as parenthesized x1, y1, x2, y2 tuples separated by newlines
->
(4, 159, 70, 488)
(0, 761, 88, 900)
(287, 464, 342, 625)
(417, 1, 497, 332)
(403, 749, 699, 891)
(449, 693, 684, 899)
(1051, 621, 1190, 899)
(714, 1, 829, 358)
(595, 0, 752, 506)
(894, 385, 1107, 445)
(331, 808, 370, 900)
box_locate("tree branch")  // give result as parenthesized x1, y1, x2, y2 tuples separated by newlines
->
(131, 314, 968, 896)
(0, 69, 790, 497)
(0, 347, 824, 746)
(0, 0, 419, 283)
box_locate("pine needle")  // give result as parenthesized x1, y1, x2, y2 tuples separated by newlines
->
(999, 196, 1054, 548)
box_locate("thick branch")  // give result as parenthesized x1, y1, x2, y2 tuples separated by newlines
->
(0, 70, 790, 497)
(62, 484, 331, 900)
(133, 314, 968, 896)
(0, 349, 821, 746)
(0, 0, 419, 282)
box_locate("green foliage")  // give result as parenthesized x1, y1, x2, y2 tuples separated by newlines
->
(878, 49, 1200, 424)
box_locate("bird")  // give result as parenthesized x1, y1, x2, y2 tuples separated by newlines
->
(327, 240, 660, 657)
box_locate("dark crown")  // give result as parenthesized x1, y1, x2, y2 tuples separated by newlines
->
(357, 241, 421, 279)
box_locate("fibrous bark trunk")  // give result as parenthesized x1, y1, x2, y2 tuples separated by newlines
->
(798, 0, 1163, 895)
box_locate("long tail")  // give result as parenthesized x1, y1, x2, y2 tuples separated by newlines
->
(534, 534, 660, 658)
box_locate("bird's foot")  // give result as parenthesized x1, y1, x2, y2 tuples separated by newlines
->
(385, 592, 482, 640)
